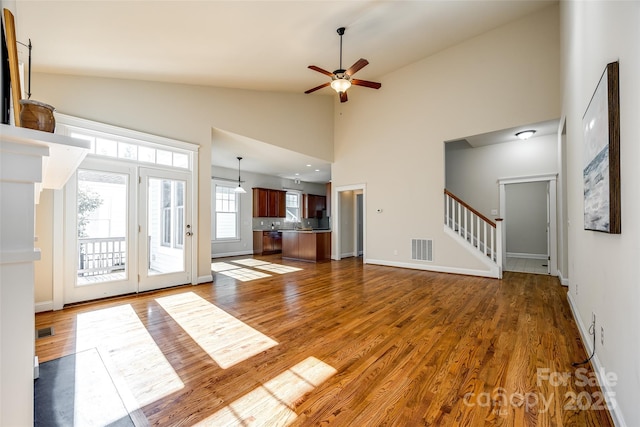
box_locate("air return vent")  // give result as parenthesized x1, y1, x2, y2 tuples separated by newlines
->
(411, 239, 433, 261)
(36, 327, 54, 339)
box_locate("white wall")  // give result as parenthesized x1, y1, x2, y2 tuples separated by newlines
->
(446, 134, 558, 220)
(333, 5, 560, 275)
(31, 73, 334, 286)
(34, 190, 54, 306)
(561, 1, 640, 425)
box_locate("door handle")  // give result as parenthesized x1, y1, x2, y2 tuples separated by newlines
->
(186, 231, 193, 237)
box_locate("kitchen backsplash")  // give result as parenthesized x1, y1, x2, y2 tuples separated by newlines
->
(252, 217, 329, 230)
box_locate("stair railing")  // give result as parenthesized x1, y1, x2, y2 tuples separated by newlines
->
(444, 189, 503, 271)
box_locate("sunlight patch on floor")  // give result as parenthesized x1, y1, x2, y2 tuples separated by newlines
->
(211, 262, 242, 272)
(155, 292, 278, 369)
(219, 267, 272, 282)
(255, 264, 302, 274)
(75, 304, 184, 412)
(195, 356, 337, 426)
(71, 348, 130, 426)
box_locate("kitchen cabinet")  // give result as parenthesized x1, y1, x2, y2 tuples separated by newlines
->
(253, 230, 282, 255)
(252, 188, 286, 218)
(281, 230, 331, 262)
(303, 194, 327, 218)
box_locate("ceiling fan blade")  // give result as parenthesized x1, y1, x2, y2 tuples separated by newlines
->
(352, 79, 382, 89)
(304, 82, 330, 94)
(340, 91, 348, 103)
(308, 65, 334, 77)
(345, 58, 369, 76)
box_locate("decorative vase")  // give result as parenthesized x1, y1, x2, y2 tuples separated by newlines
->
(19, 99, 56, 133)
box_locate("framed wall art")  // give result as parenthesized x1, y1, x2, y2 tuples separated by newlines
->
(583, 61, 620, 234)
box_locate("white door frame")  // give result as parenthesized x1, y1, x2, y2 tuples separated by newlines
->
(498, 173, 558, 276)
(333, 183, 366, 261)
(138, 167, 192, 292)
(63, 158, 138, 304)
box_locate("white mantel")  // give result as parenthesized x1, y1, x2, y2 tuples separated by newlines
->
(0, 124, 89, 426)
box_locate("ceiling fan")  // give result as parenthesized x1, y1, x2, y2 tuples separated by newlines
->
(304, 27, 381, 103)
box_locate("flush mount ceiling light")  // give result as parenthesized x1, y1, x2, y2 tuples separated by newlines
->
(515, 130, 536, 140)
(234, 156, 246, 193)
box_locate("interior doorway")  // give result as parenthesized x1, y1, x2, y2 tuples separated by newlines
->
(333, 184, 366, 261)
(499, 174, 557, 276)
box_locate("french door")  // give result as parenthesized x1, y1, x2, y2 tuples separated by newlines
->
(65, 161, 192, 303)
(138, 167, 191, 292)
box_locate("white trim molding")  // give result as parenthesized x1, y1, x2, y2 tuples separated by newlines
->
(498, 173, 558, 277)
(567, 292, 627, 427)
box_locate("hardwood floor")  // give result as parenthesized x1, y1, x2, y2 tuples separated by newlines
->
(35, 256, 614, 426)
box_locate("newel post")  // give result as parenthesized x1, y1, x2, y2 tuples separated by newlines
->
(495, 218, 503, 279)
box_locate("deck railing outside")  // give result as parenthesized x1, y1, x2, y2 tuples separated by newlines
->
(78, 237, 126, 277)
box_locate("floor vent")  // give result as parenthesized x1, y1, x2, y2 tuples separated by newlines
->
(411, 239, 433, 261)
(36, 327, 54, 339)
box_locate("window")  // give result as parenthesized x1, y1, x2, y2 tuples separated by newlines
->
(215, 184, 239, 240)
(161, 181, 172, 246)
(160, 180, 185, 248)
(286, 192, 301, 222)
(67, 130, 191, 169)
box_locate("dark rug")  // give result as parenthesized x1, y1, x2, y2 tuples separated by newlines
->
(34, 348, 135, 427)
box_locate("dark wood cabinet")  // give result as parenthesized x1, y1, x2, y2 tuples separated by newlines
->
(253, 230, 282, 255)
(281, 231, 331, 262)
(252, 188, 286, 218)
(303, 194, 327, 218)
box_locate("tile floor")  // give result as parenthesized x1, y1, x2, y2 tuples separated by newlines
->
(505, 256, 549, 275)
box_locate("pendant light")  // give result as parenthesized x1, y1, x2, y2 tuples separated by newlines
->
(234, 156, 246, 193)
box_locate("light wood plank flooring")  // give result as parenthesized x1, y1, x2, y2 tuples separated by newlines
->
(35, 255, 614, 426)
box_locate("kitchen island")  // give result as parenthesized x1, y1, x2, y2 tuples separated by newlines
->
(281, 230, 331, 262)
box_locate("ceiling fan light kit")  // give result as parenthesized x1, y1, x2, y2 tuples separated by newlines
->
(330, 76, 351, 93)
(305, 26, 381, 103)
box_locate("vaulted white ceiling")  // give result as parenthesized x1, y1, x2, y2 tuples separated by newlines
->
(12, 0, 556, 182)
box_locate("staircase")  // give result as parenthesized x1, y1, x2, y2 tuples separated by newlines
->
(444, 189, 503, 278)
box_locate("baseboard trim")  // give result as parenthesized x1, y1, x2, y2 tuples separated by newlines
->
(567, 292, 627, 427)
(506, 252, 547, 260)
(365, 258, 498, 279)
(557, 270, 569, 286)
(211, 250, 254, 259)
(197, 275, 213, 284)
(35, 300, 53, 313)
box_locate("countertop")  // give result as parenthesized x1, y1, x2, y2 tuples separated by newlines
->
(254, 229, 331, 233)
(280, 229, 331, 233)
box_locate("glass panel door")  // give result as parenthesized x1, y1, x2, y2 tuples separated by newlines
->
(65, 161, 137, 304)
(139, 168, 191, 292)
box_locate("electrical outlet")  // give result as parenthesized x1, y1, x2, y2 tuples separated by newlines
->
(393, 249, 398, 255)
(601, 326, 604, 346)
